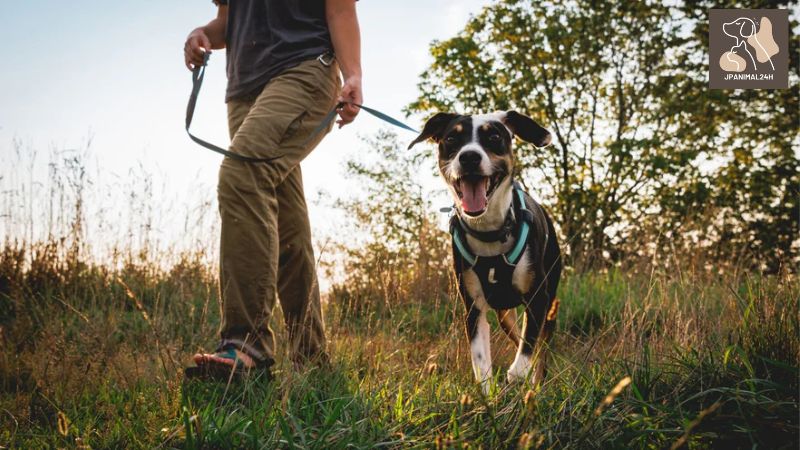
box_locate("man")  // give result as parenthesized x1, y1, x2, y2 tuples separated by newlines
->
(183, 0, 362, 378)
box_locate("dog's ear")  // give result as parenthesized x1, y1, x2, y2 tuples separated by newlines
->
(502, 111, 552, 148)
(408, 112, 459, 149)
(737, 19, 755, 37)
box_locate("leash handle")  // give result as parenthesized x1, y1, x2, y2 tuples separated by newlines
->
(186, 52, 419, 164)
(186, 53, 283, 163)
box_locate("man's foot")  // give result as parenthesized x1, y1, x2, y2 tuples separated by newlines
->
(184, 345, 271, 381)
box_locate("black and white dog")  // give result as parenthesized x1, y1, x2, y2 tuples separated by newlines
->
(409, 111, 562, 393)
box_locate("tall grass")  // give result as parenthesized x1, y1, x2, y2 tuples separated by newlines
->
(0, 144, 797, 449)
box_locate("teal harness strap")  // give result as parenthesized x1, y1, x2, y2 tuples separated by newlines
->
(451, 184, 532, 267)
(505, 222, 529, 264)
(505, 188, 530, 264)
(452, 227, 476, 266)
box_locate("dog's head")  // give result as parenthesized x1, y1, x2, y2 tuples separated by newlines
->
(723, 18, 756, 41)
(408, 111, 551, 218)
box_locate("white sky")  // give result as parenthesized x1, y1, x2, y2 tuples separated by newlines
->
(0, 1, 489, 233)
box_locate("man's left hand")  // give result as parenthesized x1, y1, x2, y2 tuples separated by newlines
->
(336, 76, 362, 127)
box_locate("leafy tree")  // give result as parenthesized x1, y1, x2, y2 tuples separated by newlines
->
(647, 0, 799, 272)
(409, 0, 798, 271)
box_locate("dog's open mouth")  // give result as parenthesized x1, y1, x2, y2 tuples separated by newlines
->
(453, 174, 502, 217)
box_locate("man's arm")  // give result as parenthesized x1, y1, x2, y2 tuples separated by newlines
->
(184, 5, 228, 70)
(326, 0, 362, 127)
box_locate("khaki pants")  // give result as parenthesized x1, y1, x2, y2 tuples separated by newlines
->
(217, 57, 341, 366)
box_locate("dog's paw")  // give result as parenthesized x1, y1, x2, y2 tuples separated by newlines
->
(480, 379, 492, 395)
(507, 354, 532, 383)
(506, 369, 527, 383)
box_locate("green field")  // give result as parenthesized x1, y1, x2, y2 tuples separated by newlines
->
(2, 0, 798, 448)
(1, 245, 797, 449)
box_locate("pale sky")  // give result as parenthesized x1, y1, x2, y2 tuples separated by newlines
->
(0, 1, 494, 276)
(0, 2, 489, 185)
(0, 1, 490, 250)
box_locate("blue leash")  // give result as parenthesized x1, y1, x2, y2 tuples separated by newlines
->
(186, 53, 418, 163)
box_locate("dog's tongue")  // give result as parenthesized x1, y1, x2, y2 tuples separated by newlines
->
(460, 177, 488, 213)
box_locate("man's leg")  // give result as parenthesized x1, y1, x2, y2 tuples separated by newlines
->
(214, 95, 277, 366)
(212, 58, 340, 368)
(276, 166, 327, 365)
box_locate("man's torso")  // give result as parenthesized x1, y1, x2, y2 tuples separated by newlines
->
(219, 0, 332, 101)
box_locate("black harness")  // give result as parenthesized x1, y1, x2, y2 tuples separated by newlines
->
(450, 182, 546, 310)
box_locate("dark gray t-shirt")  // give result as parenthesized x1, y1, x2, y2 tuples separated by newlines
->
(215, 0, 333, 101)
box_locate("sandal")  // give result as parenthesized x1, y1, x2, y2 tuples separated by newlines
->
(184, 342, 273, 381)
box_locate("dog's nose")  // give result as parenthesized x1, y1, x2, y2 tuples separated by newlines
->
(459, 151, 482, 169)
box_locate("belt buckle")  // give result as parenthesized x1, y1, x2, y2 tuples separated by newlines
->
(317, 52, 335, 67)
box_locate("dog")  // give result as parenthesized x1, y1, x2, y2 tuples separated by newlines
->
(408, 111, 562, 393)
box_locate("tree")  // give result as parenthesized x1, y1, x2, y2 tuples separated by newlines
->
(409, 0, 798, 271)
(646, 0, 799, 273)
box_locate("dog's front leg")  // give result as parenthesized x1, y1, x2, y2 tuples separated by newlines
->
(466, 304, 492, 393)
(463, 271, 492, 394)
(508, 295, 550, 385)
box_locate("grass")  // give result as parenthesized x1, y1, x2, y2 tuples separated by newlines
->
(0, 244, 797, 449)
(0, 143, 797, 448)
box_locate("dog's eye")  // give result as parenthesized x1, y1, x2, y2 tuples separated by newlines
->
(444, 136, 456, 145)
(489, 133, 501, 142)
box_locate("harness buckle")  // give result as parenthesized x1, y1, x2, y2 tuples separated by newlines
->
(317, 52, 335, 67)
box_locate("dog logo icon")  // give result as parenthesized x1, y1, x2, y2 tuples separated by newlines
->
(709, 9, 788, 89)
